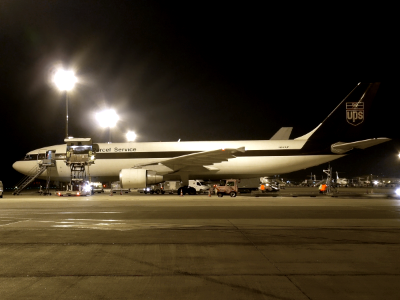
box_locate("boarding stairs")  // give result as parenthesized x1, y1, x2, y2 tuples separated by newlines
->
(13, 159, 54, 195)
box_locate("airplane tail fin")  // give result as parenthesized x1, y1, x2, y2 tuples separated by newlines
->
(295, 82, 381, 143)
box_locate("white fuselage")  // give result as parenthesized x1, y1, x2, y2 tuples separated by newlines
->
(13, 140, 344, 182)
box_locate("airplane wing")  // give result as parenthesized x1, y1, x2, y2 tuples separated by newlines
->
(135, 147, 245, 171)
(331, 138, 390, 154)
(270, 127, 293, 140)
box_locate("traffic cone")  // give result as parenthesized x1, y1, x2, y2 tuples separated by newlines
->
(110, 189, 113, 196)
(180, 189, 183, 197)
(208, 189, 211, 197)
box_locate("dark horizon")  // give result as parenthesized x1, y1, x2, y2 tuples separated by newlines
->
(1, 1, 397, 188)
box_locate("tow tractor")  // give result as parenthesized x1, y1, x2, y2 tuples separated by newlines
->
(56, 138, 96, 197)
(215, 179, 239, 197)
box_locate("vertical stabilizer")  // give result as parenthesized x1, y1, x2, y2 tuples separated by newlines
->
(295, 82, 380, 142)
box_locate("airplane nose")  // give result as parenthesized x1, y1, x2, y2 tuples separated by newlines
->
(13, 161, 28, 175)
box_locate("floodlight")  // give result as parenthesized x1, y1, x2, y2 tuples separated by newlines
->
(53, 69, 77, 91)
(126, 131, 137, 142)
(96, 109, 119, 128)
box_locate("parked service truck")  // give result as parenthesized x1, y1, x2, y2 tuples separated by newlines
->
(215, 179, 238, 197)
(90, 182, 104, 193)
(147, 180, 210, 195)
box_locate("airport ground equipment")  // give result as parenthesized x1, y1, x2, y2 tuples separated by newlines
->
(90, 182, 104, 193)
(215, 179, 239, 197)
(258, 181, 280, 193)
(13, 157, 55, 195)
(56, 138, 96, 197)
(111, 181, 130, 194)
(322, 165, 337, 194)
(258, 177, 280, 193)
(152, 180, 209, 195)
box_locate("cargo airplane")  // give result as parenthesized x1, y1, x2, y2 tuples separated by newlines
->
(13, 82, 390, 194)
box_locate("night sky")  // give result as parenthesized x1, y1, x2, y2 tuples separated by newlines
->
(0, 1, 397, 187)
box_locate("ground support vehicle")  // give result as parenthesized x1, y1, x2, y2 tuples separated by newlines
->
(56, 181, 92, 196)
(258, 183, 280, 192)
(155, 180, 210, 195)
(188, 180, 210, 194)
(237, 178, 260, 193)
(111, 181, 130, 193)
(90, 182, 104, 193)
(162, 181, 181, 194)
(141, 184, 163, 194)
(258, 177, 281, 192)
(215, 179, 238, 197)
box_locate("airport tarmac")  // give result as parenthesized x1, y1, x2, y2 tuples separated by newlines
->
(1, 190, 400, 299)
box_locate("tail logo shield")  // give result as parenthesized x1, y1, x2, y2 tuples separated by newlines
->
(346, 102, 364, 126)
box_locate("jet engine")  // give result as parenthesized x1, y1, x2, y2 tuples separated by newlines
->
(119, 169, 163, 189)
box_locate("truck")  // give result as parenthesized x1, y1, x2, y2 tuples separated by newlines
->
(142, 184, 163, 194)
(142, 180, 210, 195)
(236, 178, 260, 193)
(90, 182, 104, 193)
(215, 179, 238, 197)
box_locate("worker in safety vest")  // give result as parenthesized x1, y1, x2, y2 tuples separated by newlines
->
(319, 184, 327, 193)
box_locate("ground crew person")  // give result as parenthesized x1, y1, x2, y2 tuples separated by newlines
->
(319, 184, 327, 193)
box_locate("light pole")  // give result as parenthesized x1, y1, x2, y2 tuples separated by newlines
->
(53, 68, 77, 139)
(96, 109, 119, 143)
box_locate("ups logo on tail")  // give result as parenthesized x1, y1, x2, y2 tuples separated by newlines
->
(346, 102, 364, 126)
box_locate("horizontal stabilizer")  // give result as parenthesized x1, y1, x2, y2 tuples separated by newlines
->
(270, 127, 293, 140)
(331, 138, 390, 154)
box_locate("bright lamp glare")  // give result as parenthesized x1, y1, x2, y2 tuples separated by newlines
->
(126, 131, 136, 141)
(53, 69, 77, 91)
(96, 109, 119, 128)
(83, 184, 92, 192)
(395, 188, 400, 196)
